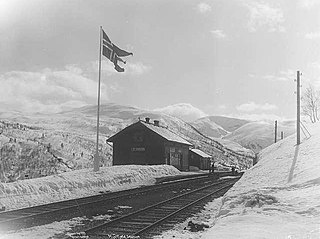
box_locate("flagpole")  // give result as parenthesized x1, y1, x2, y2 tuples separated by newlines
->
(94, 26, 103, 172)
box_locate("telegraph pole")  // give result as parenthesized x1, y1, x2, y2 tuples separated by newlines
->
(274, 120, 278, 143)
(296, 71, 301, 145)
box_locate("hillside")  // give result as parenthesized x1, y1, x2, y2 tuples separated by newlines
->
(223, 120, 296, 153)
(0, 103, 255, 183)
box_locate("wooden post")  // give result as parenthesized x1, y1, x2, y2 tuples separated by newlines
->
(297, 71, 301, 145)
(281, 131, 284, 140)
(274, 120, 277, 143)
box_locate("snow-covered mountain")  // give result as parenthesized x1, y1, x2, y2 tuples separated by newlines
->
(223, 120, 296, 153)
(192, 115, 296, 153)
(0, 103, 254, 183)
(191, 117, 229, 138)
(192, 116, 250, 136)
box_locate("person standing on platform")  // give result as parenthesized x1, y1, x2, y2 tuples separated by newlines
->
(210, 161, 214, 174)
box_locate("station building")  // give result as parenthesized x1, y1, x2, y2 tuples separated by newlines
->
(107, 118, 193, 171)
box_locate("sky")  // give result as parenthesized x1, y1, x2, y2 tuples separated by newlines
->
(1, 0, 320, 121)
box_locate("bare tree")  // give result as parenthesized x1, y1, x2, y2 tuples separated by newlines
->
(301, 85, 320, 123)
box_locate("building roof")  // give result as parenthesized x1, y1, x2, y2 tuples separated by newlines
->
(190, 148, 212, 158)
(140, 121, 193, 146)
(107, 120, 193, 146)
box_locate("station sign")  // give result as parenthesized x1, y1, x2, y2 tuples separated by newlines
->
(131, 147, 145, 152)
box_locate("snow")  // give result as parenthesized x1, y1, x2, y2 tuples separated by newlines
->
(157, 122, 320, 238)
(0, 164, 181, 211)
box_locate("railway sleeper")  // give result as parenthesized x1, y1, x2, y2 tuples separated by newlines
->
(191, 192, 211, 197)
(150, 208, 174, 213)
(136, 215, 164, 220)
(128, 218, 157, 223)
(120, 221, 152, 226)
(182, 195, 203, 201)
(169, 202, 191, 208)
(116, 222, 148, 229)
(102, 227, 137, 234)
(169, 199, 192, 204)
(175, 198, 196, 202)
(139, 211, 168, 216)
(129, 215, 154, 222)
(146, 211, 172, 217)
(151, 210, 176, 215)
(134, 218, 161, 224)
(159, 206, 181, 210)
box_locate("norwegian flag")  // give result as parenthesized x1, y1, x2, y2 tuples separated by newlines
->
(102, 29, 133, 72)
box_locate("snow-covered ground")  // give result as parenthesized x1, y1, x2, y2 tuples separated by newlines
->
(0, 164, 181, 211)
(157, 122, 320, 238)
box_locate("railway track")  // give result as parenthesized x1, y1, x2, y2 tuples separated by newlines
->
(0, 173, 226, 231)
(77, 177, 238, 239)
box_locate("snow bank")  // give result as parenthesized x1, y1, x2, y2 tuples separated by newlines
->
(201, 122, 320, 238)
(0, 165, 181, 210)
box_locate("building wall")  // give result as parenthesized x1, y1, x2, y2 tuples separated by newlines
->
(164, 142, 189, 171)
(112, 124, 166, 166)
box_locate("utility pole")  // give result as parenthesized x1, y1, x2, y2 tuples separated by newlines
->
(274, 120, 278, 143)
(297, 71, 301, 145)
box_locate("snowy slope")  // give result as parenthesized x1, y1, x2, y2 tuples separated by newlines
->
(201, 122, 320, 238)
(158, 122, 320, 239)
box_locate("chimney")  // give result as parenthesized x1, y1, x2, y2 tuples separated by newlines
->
(154, 120, 160, 126)
(145, 117, 150, 123)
